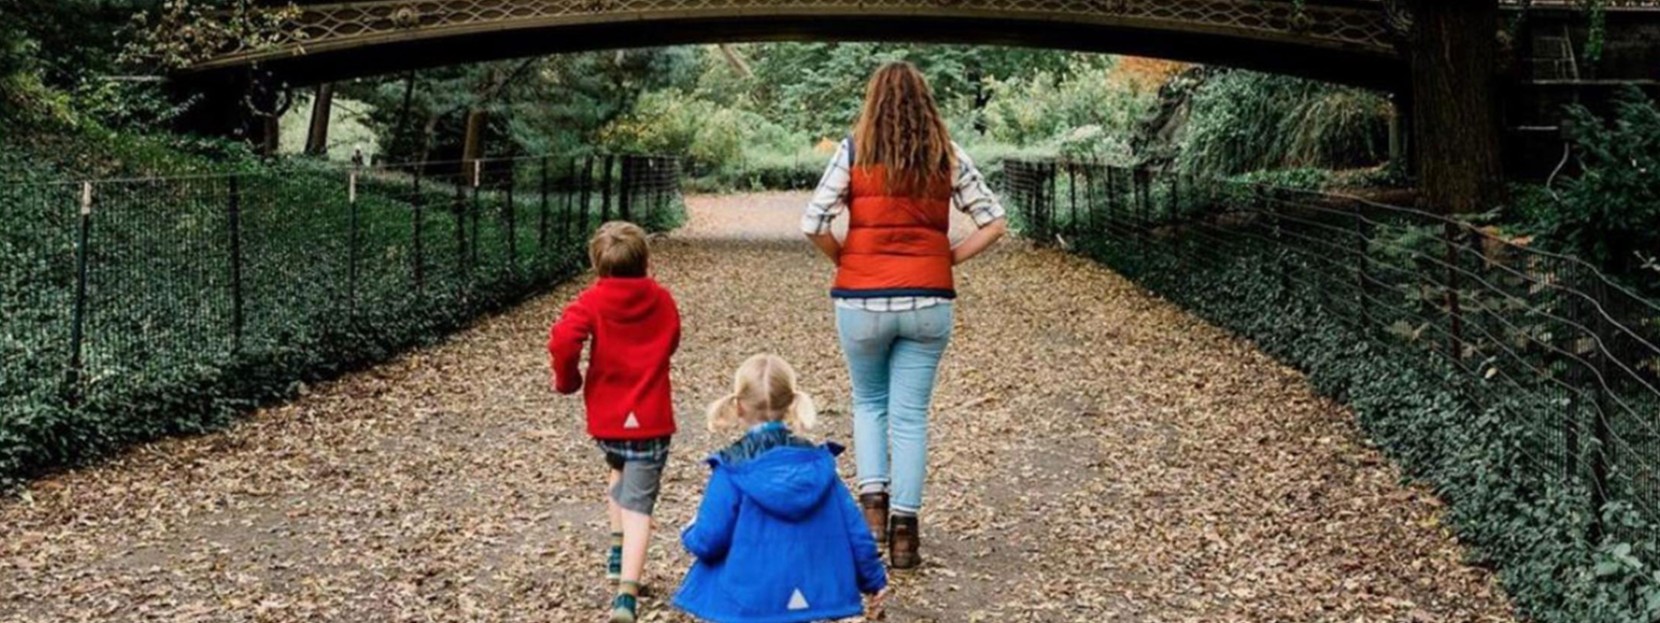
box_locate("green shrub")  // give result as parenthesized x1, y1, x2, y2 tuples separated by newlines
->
(1227, 167, 1333, 191)
(981, 59, 1152, 161)
(1178, 71, 1390, 178)
(1544, 88, 1660, 278)
(602, 88, 808, 181)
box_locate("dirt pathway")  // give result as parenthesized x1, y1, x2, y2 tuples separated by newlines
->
(0, 192, 1512, 622)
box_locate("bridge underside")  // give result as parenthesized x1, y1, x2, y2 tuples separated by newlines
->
(181, 7, 1407, 91)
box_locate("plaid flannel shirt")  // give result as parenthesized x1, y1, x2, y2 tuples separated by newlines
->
(597, 436, 672, 463)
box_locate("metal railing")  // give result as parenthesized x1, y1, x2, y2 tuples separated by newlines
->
(1003, 158, 1660, 547)
(0, 153, 683, 480)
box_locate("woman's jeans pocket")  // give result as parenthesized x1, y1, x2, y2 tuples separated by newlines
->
(902, 302, 954, 343)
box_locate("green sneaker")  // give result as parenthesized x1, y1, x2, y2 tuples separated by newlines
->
(606, 545, 622, 581)
(608, 594, 638, 623)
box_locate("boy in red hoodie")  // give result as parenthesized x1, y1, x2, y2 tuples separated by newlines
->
(549, 221, 681, 623)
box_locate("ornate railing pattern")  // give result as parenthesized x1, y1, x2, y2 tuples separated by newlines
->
(192, 0, 1402, 71)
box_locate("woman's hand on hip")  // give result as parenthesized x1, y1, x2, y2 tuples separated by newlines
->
(807, 232, 843, 265)
(951, 217, 1008, 266)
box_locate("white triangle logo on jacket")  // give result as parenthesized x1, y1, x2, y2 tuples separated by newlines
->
(623, 412, 641, 429)
(787, 588, 810, 611)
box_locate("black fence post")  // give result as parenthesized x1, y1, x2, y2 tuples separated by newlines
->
(348, 168, 361, 315)
(1443, 220, 1465, 359)
(66, 182, 92, 406)
(1106, 166, 1119, 246)
(1166, 173, 1180, 261)
(581, 156, 595, 236)
(601, 154, 615, 223)
(562, 158, 576, 252)
(412, 168, 425, 293)
(1588, 276, 1614, 543)
(1066, 162, 1078, 239)
(1560, 263, 1582, 487)
(656, 157, 668, 227)
(505, 166, 517, 276)
(1136, 168, 1151, 254)
(645, 157, 658, 228)
(1167, 173, 1179, 223)
(1085, 162, 1100, 244)
(1259, 184, 1291, 296)
(1037, 161, 1052, 244)
(619, 155, 634, 222)
(539, 156, 550, 270)
(1353, 210, 1372, 330)
(453, 181, 466, 290)
(1467, 226, 1491, 357)
(470, 162, 481, 277)
(228, 176, 245, 354)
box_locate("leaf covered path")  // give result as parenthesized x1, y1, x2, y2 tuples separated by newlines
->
(0, 193, 1513, 622)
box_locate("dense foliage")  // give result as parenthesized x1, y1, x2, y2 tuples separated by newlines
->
(1178, 69, 1392, 178)
(586, 46, 1394, 190)
(1528, 89, 1660, 279)
(588, 44, 1096, 188)
(345, 49, 700, 165)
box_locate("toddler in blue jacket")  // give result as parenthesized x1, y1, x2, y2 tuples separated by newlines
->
(674, 354, 888, 623)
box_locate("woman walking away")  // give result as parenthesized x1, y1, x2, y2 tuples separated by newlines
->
(801, 61, 1008, 569)
(674, 355, 887, 623)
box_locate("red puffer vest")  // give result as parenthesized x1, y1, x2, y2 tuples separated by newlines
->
(832, 143, 956, 299)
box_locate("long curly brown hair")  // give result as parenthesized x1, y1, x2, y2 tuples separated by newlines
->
(852, 62, 956, 198)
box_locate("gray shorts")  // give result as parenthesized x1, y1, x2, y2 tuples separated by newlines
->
(600, 439, 669, 515)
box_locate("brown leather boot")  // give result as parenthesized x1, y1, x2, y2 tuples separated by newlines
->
(859, 492, 890, 544)
(889, 515, 921, 570)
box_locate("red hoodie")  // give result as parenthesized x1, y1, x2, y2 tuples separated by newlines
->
(549, 277, 681, 440)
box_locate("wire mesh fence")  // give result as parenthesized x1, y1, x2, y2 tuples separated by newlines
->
(0, 153, 683, 484)
(1003, 157, 1660, 555)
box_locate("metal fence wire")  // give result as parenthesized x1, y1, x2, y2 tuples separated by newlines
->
(0, 153, 683, 480)
(1002, 157, 1660, 551)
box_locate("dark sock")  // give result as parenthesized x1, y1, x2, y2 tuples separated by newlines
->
(892, 509, 917, 518)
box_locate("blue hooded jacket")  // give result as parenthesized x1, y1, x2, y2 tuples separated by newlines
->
(674, 427, 887, 623)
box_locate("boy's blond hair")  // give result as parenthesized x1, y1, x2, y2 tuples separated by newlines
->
(589, 221, 650, 278)
(707, 354, 819, 433)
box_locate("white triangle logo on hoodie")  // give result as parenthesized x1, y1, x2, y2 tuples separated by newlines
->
(787, 588, 810, 611)
(623, 412, 641, 429)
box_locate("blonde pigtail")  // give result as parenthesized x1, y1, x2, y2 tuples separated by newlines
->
(787, 391, 819, 431)
(706, 394, 741, 433)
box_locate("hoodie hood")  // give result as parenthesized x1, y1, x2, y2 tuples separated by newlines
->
(586, 277, 667, 324)
(720, 445, 842, 522)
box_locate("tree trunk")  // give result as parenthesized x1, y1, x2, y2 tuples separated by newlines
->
(971, 66, 991, 136)
(393, 72, 417, 162)
(1406, 0, 1506, 214)
(305, 83, 335, 157)
(462, 107, 486, 181)
(417, 112, 440, 171)
(259, 115, 280, 157)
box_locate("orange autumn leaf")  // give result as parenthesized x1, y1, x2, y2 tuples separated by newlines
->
(1112, 57, 1192, 91)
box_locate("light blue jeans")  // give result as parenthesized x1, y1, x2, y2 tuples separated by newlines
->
(834, 303, 953, 514)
